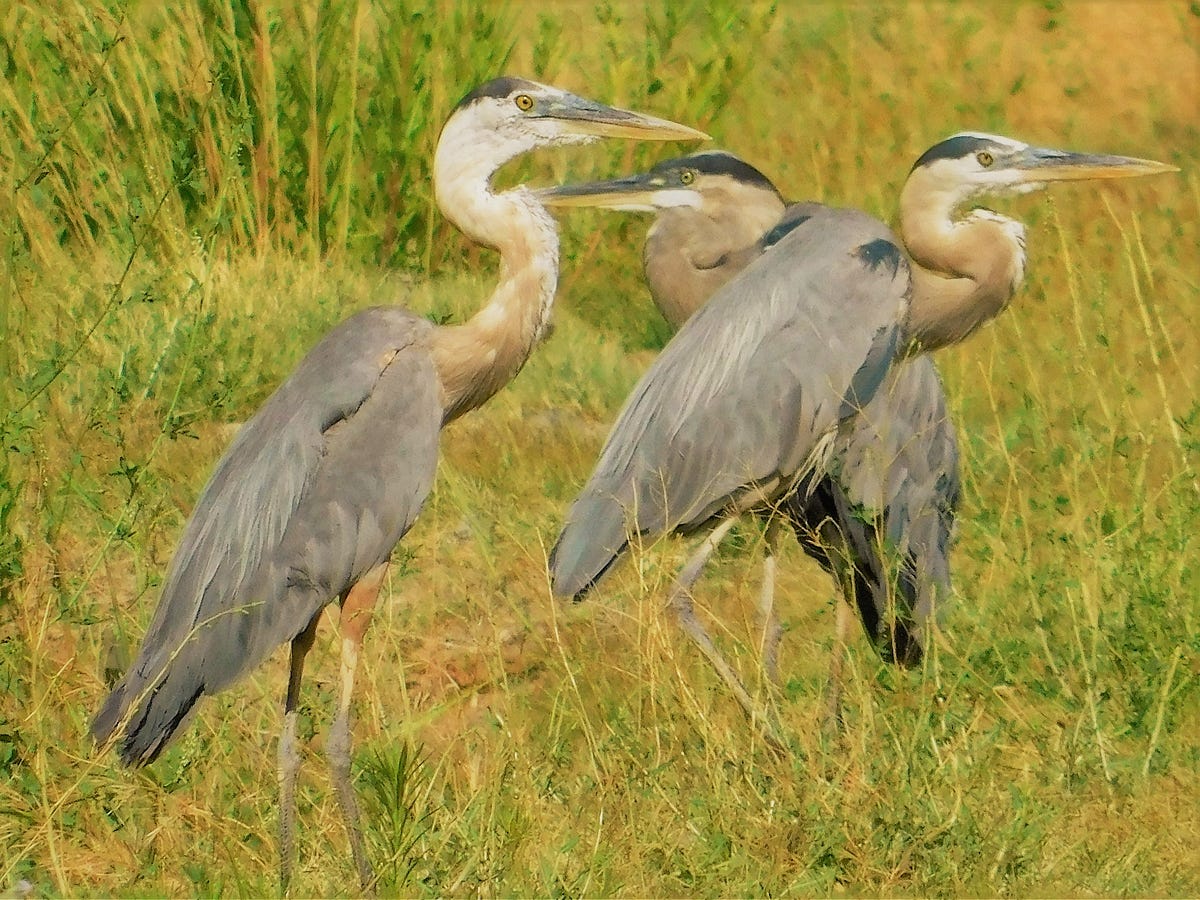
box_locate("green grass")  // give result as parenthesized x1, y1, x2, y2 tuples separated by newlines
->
(1, 0, 1198, 896)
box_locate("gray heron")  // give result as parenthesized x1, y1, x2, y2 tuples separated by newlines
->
(544, 133, 1174, 739)
(90, 76, 705, 892)
(540, 150, 958, 732)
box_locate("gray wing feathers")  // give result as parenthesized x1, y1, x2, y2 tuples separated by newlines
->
(552, 208, 910, 597)
(94, 307, 441, 763)
(548, 491, 629, 599)
(831, 356, 960, 635)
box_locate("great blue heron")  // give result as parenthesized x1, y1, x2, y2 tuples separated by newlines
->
(545, 133, 1174, 738)
(90, 76, 705, 892)
(539, 150, 958, 732)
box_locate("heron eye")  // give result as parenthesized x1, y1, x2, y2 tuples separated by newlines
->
(976, 151, 995, 167)
(514, 93, 534, 112)
(680, 170, 696, 185)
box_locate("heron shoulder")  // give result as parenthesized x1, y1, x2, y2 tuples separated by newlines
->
(742, 206, 910, 305)
(263, 308, 435, 424)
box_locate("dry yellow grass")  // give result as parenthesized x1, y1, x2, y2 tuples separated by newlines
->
(1, 1, 1197, 896)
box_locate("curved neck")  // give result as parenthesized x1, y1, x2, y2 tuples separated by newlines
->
(431, 120, 558, 423)
(899, 176, 1026, 353)
(645, 187, 786, 329)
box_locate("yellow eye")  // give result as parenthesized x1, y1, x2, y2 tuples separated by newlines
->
(514, 93, 534, 111)
(976, 151, 994, 167)
(680, 170, 696, 185)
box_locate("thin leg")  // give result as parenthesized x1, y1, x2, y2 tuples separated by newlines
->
(279, 611, 322, 896)
(823, 596, 854, 736)
(757, 518, 784, 683)
(328, 562, 388, 893)
(666, 519, 784, 751)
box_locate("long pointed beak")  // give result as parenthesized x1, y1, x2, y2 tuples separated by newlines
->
(535, 173, 669, 211)
(1014, 146, 1178, 183)
(545, 94, 709, 143)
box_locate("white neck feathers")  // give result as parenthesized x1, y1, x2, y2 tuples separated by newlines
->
(430, 117, 560, 422)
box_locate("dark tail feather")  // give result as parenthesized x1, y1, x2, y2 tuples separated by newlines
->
(879, 553, 924, 668)
(822, 529, 923, 666)
(785, 478, 926, 667)
(91, 556, 332, 767)
(839, 538, 923, 668)
(549, 535, 625, 600)
(91, 680, 134, 749)
(92, 660, 206, 766)
(829, 489, 927, 668)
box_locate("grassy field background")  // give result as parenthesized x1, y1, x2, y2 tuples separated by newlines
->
(1, 0, 1197, 896)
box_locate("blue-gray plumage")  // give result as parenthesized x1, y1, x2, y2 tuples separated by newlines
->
(89, 76, 706, 892)
(92, 308, 440, 764)
(541, 155, 960, 685)
(550, 207, 910, 593)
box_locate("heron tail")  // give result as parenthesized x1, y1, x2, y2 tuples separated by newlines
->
(549, 491, 630, 599)
(92, 571, 326, 766)
(785, 478, 929, 668)
(91, 655, 206, 766)
(834, 496, 928, 668)
(90, 680, 133, 751)
(877, 571, 924, 668)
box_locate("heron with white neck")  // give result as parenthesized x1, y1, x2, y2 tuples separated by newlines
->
(90, 76, 705, 892)
(543, 132, 1175, 741)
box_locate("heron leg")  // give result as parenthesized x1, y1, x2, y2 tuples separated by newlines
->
(667, 518, 783, 750)
(757, 518, 784, 684)
(328, 562, 388, 893)
(279, 610, 322, 896)
(823, 595, 855, 736)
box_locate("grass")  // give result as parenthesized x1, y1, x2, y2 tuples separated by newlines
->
(1, 0, 1198, 896)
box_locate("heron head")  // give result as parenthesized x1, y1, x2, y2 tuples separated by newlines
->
(445, 77, 708, 160)
(536, 150, 783, 213)
(910, 131, 1177, 203)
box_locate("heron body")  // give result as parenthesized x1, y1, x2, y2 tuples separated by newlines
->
(549, 204, 911, 586)
(563, 151, 960, 674)
(91, 76, 704, 890)
(91, 308, 441, 762)
(543, 134, 1174, 734)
